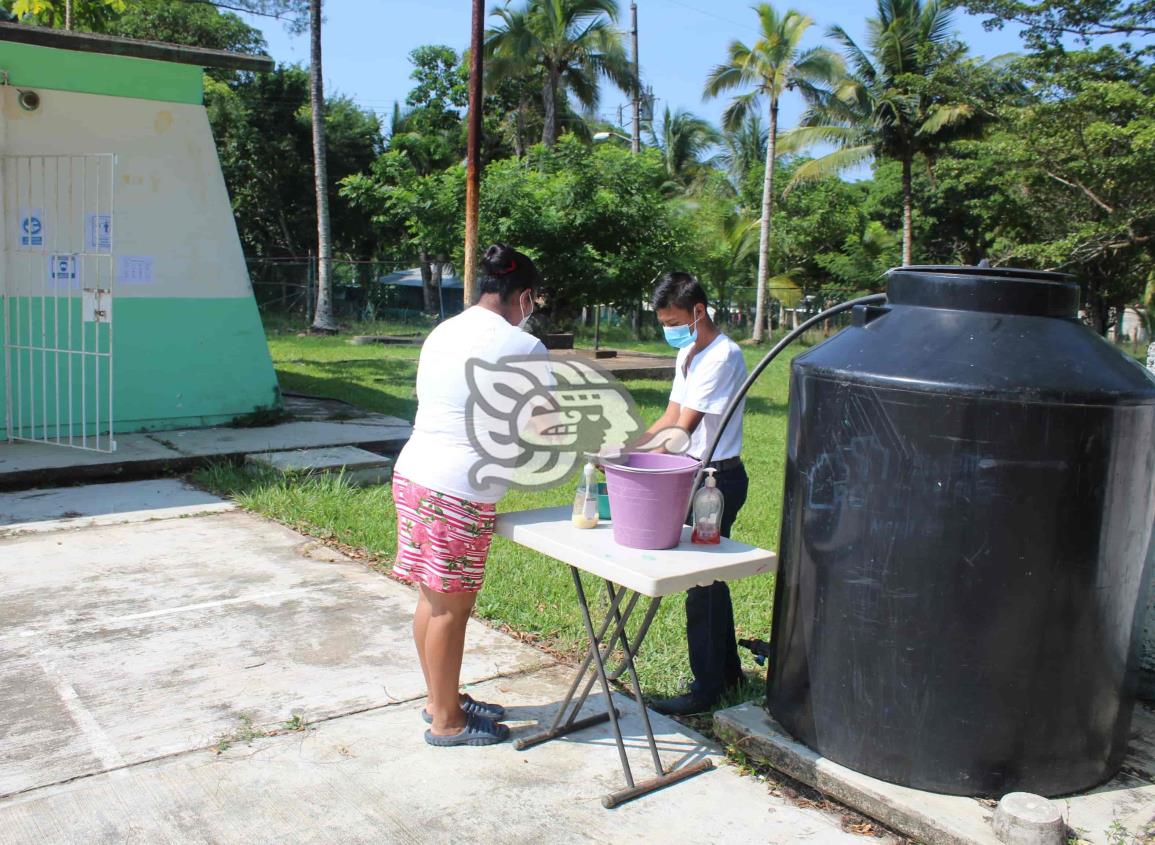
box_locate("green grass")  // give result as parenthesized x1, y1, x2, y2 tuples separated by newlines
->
(197, 320, 812, 699)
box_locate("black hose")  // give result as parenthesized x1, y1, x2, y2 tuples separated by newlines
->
(691, 293, 889, 493)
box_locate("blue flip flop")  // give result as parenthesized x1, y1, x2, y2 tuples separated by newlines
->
(421, 694, 506, 724)
(424, 713, 510, 747)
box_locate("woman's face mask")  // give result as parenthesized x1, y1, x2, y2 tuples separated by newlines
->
(518, 290, 535, 330)
(663, 309, 703, 349)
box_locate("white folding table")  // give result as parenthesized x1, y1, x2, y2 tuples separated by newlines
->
(495, 506, 777, 808)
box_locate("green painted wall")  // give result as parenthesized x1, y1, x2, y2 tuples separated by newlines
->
(1, 296, 281, 436)
(0, 42, 202, 104)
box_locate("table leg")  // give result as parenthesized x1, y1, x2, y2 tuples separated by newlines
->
(595, 578, 715, 808)
(515, 571, 715, 809)
(514, 584, 635, 751)
(569, 566, 635, 788)
(601, 579, 663, 776)
(608, 596, 661, 682)
(601, 759, 716, 810)
(560, 590, 643, 726)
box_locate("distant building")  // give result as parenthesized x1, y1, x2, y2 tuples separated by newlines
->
(1108, 306, 1149, 344)
(378, 267, 464, 317)
(0, 24, 279, 450)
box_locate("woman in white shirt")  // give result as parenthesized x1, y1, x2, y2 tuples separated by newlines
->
(392, 244, 545, 747)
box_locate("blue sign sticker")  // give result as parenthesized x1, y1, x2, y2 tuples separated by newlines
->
(19, 207, 44, 248)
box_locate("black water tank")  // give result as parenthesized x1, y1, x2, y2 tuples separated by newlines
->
(767, 266, 1155, 797)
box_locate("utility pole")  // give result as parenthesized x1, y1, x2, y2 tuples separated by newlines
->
(463, 0, 484, 307)
(630, 0, 640, 154)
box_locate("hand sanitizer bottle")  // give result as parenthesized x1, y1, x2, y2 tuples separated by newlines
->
(572, 458, 600, 529)
(691, 468, 724, 545)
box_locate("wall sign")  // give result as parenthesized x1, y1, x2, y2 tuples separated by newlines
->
(85, 213, 112, 252)
(48, 253, 79, 289)
(18, 207, 44, 249)
(117, 255, 154, 285)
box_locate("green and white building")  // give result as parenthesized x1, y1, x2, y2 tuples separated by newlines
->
(0, 24, 280, 452)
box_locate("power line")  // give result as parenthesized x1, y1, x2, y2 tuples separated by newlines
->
(168, 0, 301, 23)
(651, 0, 761, 36)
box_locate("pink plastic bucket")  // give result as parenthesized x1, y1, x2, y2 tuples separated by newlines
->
(603, 452, 702, 549)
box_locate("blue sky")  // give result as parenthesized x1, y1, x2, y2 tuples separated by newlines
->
(239, 0, 1028, 135)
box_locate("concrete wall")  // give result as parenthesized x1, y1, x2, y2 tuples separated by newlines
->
(0, 42, 280, 434)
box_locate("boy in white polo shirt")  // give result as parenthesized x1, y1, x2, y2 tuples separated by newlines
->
(642, 272, 749, 716)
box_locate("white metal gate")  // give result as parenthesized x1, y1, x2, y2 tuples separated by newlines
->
(2, 154, 116, 452)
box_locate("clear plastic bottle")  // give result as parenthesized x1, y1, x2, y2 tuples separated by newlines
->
(691, 467, 724, 544)
(571, 458, 600, 529)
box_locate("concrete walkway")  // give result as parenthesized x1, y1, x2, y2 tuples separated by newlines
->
(0, 478, 234, 535)
(0, 491, 875, 844)
(0, 395, 411, 489)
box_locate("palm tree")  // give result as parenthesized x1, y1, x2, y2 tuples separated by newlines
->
(715, 112, 768, 189)
(649, 107, 721, 191)
(711, 207, 760, 323)
(308, 0, 336, 332)
(704, 5, 841, 343)
(486, 0, 635, 147)
(784, 0, 992, 265)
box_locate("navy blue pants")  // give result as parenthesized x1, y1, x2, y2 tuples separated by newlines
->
(686, 461, 749, 701)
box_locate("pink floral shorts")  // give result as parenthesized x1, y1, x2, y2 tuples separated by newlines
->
(392, 475, 497, 594)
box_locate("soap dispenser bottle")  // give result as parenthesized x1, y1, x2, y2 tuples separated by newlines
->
(691, 468, 724, 544)
(571, 457, 600, 529)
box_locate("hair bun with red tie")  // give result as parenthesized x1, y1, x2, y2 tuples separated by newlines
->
(480, 243, 540, 299)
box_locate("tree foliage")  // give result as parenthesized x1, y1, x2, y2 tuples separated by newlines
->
(479, 137, 693, 322)
(648, 107, 721, 192)
(958, 0, 1155, 50)
(787, 0, 1003, 265)
(485, 0, 634, 147)
(4, 0, 123, 29)
(102, 0, 267, 80)
(704, 3, 841, 341)
(207, 66, 381, 259)
(989, 50, 1155, 332)
(20, 0, 1153, 339)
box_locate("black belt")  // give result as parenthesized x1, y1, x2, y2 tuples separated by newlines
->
(700, 456, 743, 472)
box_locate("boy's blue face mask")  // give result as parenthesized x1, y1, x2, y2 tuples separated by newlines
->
(663, 311, 703, 349)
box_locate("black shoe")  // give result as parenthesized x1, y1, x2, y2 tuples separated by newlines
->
(649, 692, 718, 716)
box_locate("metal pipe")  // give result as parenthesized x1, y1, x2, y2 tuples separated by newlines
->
(463, 0, 484, 306)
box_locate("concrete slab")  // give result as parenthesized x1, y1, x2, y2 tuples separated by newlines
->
(551, 349, 676, 381)
(715, 702, 1155, 845)
(0, 417, 411, 489)
(0, 668, 879, 845)
(0, 511, 548, 798)
(350, 334, 422, 346)
(246, 446, 394, 486)
(155, 419, 411, 458)
(0, 479, 234, 536)
(0, 434, 182, 487)
(282, 392, 404, 424)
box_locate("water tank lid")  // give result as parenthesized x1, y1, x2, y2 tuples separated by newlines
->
(887, 266, 1079, 318)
